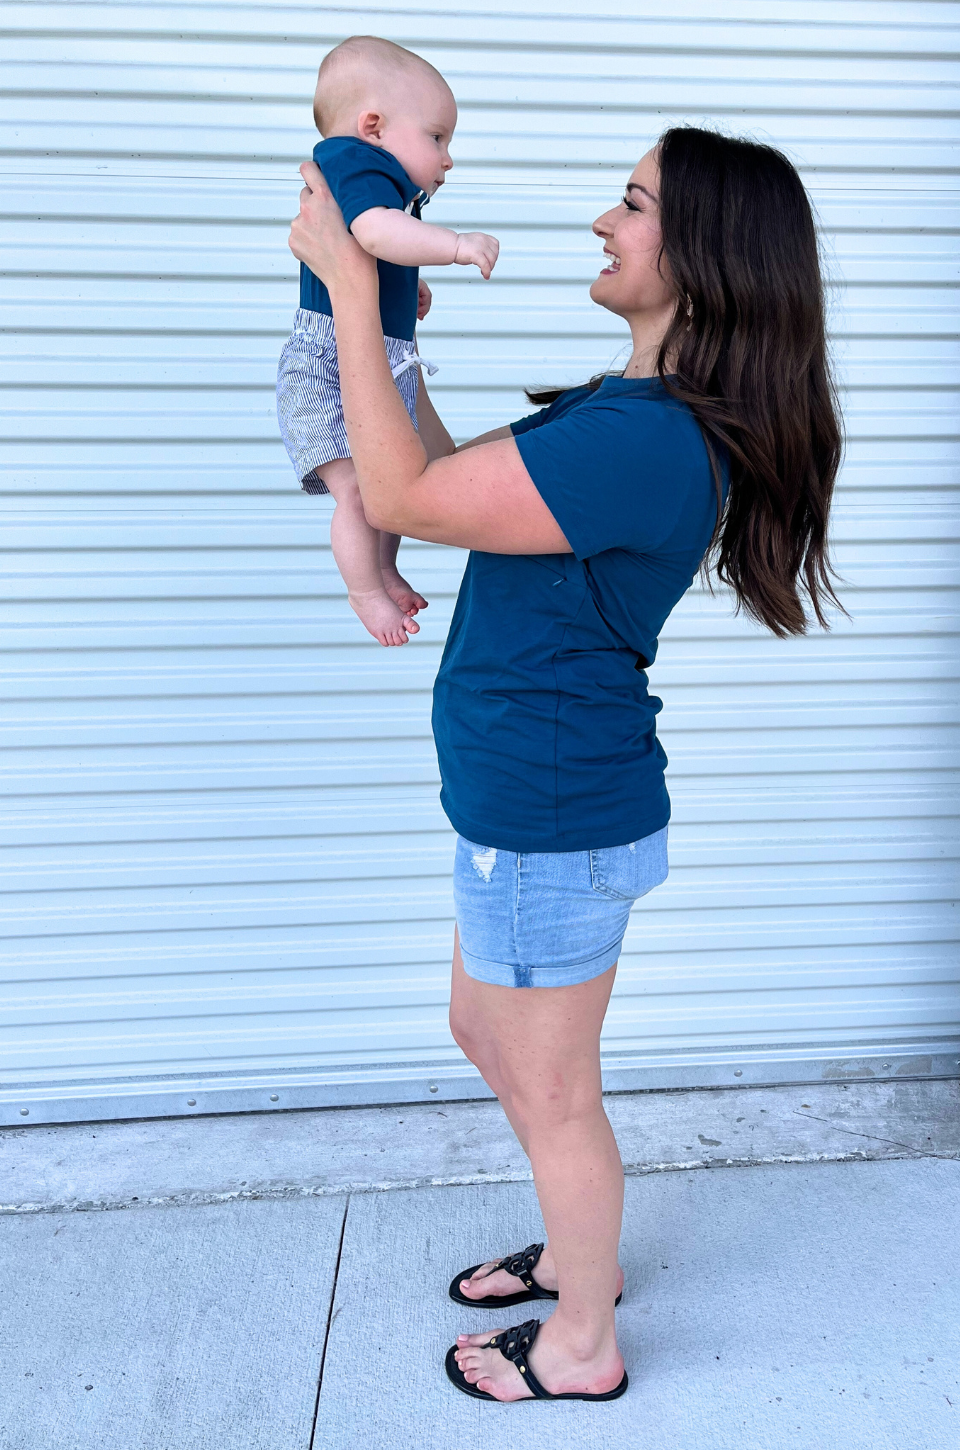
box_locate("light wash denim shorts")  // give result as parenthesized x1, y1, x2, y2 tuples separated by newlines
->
(453, 827, 668, 989)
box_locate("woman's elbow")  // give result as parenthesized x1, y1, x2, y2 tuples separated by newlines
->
(362, 500, 403, 532)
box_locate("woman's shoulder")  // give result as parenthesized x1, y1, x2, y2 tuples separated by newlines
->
(541, 376, 711, 468)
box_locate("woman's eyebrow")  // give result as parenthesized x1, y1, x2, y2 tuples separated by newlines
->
(625, 183, 659, 204)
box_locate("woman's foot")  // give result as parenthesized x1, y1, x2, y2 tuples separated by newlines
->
(457, 1242, 624, 1302)
(382, 568, 428, 617)
(453, 1314, 624, 1402)
(348, 587, 419, 646)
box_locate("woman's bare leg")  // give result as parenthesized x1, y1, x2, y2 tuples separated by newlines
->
(448, 936, 625, 1400)
(320, 457, 417, 646)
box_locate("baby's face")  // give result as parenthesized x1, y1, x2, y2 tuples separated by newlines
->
(366, 78, 457, 195)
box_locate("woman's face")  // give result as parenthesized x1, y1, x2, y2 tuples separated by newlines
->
(590, 149, 676, 321)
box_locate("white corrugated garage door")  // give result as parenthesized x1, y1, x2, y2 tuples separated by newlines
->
(2, 0, 958, 1125)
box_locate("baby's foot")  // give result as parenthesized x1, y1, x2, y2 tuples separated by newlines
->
(348, 587, 419, 647)
(382, 569, 428, 618)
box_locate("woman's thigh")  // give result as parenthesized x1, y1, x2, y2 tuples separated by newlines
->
(450, 935, 617, 1124)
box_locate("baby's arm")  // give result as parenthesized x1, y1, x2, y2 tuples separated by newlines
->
(351, 208, 499, 279)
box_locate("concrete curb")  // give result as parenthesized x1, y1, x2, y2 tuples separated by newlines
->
(2, 1078, 958, 1215)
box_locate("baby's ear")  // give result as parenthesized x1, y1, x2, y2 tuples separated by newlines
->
(357, 110, 386, 145)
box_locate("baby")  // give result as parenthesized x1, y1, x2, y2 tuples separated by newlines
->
(277, 36, 499, 645)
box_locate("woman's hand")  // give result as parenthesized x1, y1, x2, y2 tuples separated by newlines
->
(287, 161, 377, 296)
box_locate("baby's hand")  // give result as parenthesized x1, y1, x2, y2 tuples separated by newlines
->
(417, 279, 433, 321)
(454, 232, 500, 280)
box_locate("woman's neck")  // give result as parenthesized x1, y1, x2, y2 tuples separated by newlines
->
(622, 306, 676, 378)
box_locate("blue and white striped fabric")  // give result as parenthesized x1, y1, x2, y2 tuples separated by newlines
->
(276, 308, 436, 493)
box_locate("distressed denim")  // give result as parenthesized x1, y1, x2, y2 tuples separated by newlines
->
(453, 827, 668, 988)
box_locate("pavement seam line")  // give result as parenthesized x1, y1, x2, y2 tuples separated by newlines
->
(791, 1109, 959, 1160)
(310, 1194, 349, 1448)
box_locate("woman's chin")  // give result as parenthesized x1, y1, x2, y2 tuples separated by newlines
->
(589, 273, 624, 311)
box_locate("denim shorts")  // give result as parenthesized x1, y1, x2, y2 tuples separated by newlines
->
(453, 827, 668, 989)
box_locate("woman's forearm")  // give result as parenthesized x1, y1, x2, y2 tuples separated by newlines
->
(328, 277, 429, 531)
(416, 380, 457, 461)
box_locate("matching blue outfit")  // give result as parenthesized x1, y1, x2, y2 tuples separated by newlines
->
(276, 149, 723, 984)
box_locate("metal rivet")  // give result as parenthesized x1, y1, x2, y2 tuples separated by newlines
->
(187, 1099, 196, 1107)
(881, 1064, 890, 1070)
(270, 1094, 279, 1102)
(733, 1070, 743, 1078)
(19, 1108, 29, 1116)
(519, 1365, 526, 1373)
(429, 1084, 438, 1093)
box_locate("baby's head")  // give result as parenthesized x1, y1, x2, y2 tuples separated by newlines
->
(314, 36, 457, 196)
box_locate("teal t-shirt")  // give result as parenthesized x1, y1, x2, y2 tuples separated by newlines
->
(432, 375, 725, 852)
(300, 136, 425, 341)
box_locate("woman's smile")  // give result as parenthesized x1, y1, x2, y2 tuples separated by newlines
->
(600, 248, 621, 275)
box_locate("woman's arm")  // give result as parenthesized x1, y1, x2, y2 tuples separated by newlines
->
(288, 163, 571, 556)
(456, 424, 515, 452)
(414, 378, 456, 461)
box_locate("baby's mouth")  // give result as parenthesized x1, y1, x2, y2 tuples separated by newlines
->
(600, 249, 621, 276)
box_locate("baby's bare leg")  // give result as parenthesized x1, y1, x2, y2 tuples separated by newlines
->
(379, 531, 429, 617)
(319, 458, 419, 647)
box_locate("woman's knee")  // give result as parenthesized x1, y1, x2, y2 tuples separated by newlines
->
(499, 1065, 602, 1137)
(449, 1005, 497, 1074)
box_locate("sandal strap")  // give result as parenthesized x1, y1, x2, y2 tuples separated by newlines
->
(496, 1241, 545, 1290)
(486, 1318, 550, 1399)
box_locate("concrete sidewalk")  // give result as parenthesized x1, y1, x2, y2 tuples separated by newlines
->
(2, 1083, 958, 1450)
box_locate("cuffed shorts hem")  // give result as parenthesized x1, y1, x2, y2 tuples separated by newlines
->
(452, 828, 668, 991)
(459, 939, 624, 990)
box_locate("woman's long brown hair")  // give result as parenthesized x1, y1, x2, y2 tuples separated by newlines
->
(528, 126, 844, 637)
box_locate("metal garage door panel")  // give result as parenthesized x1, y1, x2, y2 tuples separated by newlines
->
(1, 0, 958, 1124)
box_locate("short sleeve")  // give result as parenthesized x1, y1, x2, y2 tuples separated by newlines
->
(513, 392, 708, 559)
(508, 385, 593, 439)
(316, 141, 417, 231)
(509, 408, 549, 437)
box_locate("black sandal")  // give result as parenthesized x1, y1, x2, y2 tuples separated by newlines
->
(448, 1240, 622, 1308)
(445, 1318, 629, 1402)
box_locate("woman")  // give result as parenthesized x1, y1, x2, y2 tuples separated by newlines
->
(288, 126, 842, 1404)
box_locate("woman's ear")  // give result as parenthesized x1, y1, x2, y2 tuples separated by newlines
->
(357, 110, 386, 146)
